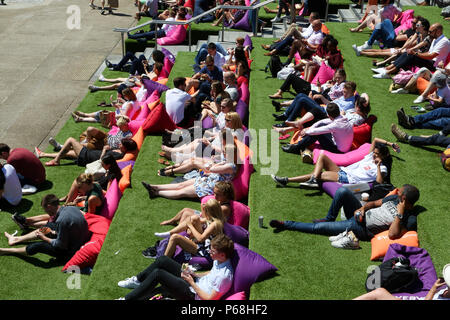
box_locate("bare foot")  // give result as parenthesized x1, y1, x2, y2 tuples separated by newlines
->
(269, 93, 283, 99)
(5, 232, 18, 246)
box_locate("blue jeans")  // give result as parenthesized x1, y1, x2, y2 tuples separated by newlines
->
(367, 19, 396, 48)
(413, 107, 450, 130)
(409, 133, 450, 148)
(283, 93, 327, 121)
(283, 187, 373, 241)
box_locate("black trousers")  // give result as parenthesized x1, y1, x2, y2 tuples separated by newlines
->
(280, 73, 311, 95)
(25, 241, 71, 261)
(125, 256, 195, 300)
(393, 52, 436, 72)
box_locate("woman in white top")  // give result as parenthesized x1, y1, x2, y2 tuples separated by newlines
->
(271, 137, 398, 188)
(0, 163, 22, 207)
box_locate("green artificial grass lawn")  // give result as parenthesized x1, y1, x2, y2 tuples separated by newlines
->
(0, 6, 448, 300)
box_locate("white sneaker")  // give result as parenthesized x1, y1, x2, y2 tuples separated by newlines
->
(331, 231, 360, 250)
(371, 67, 386, 74)
(271, 16, 282, 23)
(118, 276, 141, 289)
(373, 71, 390, 79)
(391, 88, 409, 94)
(359, 41, 372, 51)
(99, 74, 106, 82)
(352, 44, 361, 56)
(328, 229, 348, 242)
(413, 95, 425, 104)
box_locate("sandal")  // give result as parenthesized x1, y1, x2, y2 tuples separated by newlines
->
(45, 160, 59, 166)
(34, 147, 42, 158)
(279, 134, 291, 140)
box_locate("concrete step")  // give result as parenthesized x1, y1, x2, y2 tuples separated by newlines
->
(338, 8, 360, 23)
(156, 44, 192, 55)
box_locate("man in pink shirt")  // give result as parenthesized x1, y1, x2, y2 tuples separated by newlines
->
(282, 103, 354, 161)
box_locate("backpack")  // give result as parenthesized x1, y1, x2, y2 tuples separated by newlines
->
(265, 55, 283, 78)
(365, 257, 420, 293)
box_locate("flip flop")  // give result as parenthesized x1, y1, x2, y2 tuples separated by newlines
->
(34, 147, 42, 158)
(45, 160, 59, 166)
(279, 134, 291, 140)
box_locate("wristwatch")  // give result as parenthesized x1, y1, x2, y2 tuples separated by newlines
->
(395, 213, 403, 220)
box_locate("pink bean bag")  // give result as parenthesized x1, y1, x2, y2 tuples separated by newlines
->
(311, 61, 335, 85)
(239, 83, 250, 105)
(312, 142, 372, 167)
(99, 178, 122, 221)
(394, 9, 414, 35)
(157, 24, 186, 46)
(201, 195, 250, 230)
(232, 156, 254, 201)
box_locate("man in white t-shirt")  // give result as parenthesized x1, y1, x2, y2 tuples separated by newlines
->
(165, 77, 195, 126)
(0, 163, 22, 207)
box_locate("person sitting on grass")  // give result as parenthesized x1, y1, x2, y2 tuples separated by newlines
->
(308, 69, 347, 104)
(0, 194, 91, 262)
(0, 143, 46, 190)
(13, 172, 104, 231)
(269, 183, 420, 250)
(396, 106, 450, 131)
(105, 49, 165, 75)
(0, 163, 22, 209)
(160, 181, 235, 226)
(354, 276, 450, 300)
(142, 140, 239, 200)
(370, 23, 449, 80)
(155, 198, 226, 258)
(391, 123, 450, 150)
(116, 234, 234, 300)
(271, 137, 397, 188)
(36, 135, 137, 167)
(280, 102, 354, 157)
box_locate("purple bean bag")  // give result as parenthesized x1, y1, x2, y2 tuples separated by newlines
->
(202, 116, 214, 129)
(235, 99, 249, 127)
(244, 34, 253, 52)
(384, 244, 438, 299)
(142, 79, 169, 94)
(321, 182, 373, 198)
(117, 160, 135, 170)
(231, 11, 251, 32)
(161, 47, 176, 65)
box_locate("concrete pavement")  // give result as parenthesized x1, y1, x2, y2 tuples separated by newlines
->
(0, 0, 138, 151)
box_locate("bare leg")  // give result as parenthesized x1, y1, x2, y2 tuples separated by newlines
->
(312, 153, 340, 180)
(53, 137, 85, 164)
(156, 184, 198, 200)
(164, 233, 198, 258)
(160, 208, 196, 226)
(360, 49, 395, 58)
(4, 230, 39, 246)
(24, 214, 51, 229)
(353, 287, 401, 300)
(0, 247, 28, 256)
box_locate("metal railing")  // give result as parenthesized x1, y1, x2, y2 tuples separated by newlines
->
(113, 0, 276, 56)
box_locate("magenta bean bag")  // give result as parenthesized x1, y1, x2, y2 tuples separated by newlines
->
(157, 24, 187, 45)
(99, 179, 122, 221)
(394, 9, 414, 35)
(312, 143, 372, 167)
(201, 195, 250, 230)
(128, 119, 145, 135)
(232, 155, 254, 201)
(238, 83, 250, 105)
(311, 61, 336, 85)
(384, 244, 439, 299)
(235, 99, 249, 126)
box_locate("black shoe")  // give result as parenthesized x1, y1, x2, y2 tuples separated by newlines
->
(142, 181, 157, 199)
(273, 122, 287, 128)
(281, 144, 300, 154)
(11, 213, 27, 230)
(352, 4, 362, 9)
(269, 220, 285, 230)
(396, 109, 414, 129)
(272, 100, 282, 112)
(272, 113, 287, 121)
(142, 246, 158, 258)
(271, 174, 288, 187)
(105, 59, 113, 68)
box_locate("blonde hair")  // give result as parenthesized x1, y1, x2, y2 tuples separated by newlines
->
(203, 198, 225, 234)
(225, 112, 242, 130)
(76, 173, 94, 186)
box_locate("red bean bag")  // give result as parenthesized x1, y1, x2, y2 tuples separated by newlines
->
(142, 103, 178, 135)
(61, 213, 111, 271)
(351, 114, 377, 150)
(183, 0, 194, 9)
